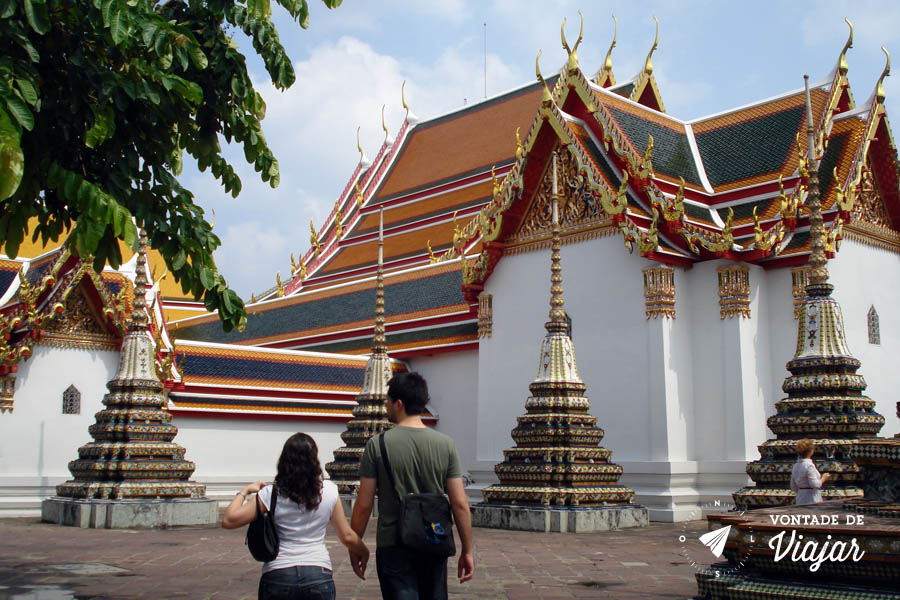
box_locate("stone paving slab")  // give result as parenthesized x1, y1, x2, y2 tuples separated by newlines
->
(0, 517, 709, 599)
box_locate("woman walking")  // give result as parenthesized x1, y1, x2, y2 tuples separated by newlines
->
(223, 432, 368, 599)
(790, 439, 831, 505)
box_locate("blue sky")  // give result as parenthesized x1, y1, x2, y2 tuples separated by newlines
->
(181, 1, 900, 297)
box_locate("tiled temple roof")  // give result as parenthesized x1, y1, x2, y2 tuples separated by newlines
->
(173, 262, 475, 356)
(167, 340, 426, 421)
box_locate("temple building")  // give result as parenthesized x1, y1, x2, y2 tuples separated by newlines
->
(1, 19, 899, 523)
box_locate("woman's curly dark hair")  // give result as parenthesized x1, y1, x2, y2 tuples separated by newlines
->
(274, 432, 323, 511)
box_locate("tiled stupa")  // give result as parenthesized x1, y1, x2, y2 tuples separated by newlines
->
(54, 232, 206, 501)
(482, 154, 634, 507)
(325, 210, 393, 495)
(734, 77, 885, 510)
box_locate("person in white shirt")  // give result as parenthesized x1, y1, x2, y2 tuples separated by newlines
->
(790, 438, 831, 505)
(223, 432, 368, 599)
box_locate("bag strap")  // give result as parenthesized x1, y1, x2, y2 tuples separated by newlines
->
(378, 432, 402, 502)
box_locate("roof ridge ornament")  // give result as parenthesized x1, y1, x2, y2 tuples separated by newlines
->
(401, 80, 418, 124)
(876, 46, 891, 104)
(536, 50, 552, 106)
(643, 16, 659, 76)
(599, 15, 617, 86)
(356, 126, 371, 168)
(381, 104, 393, 145)
(839, 18, 853, 76)
(560, 11, 584, 74)
(309, 218, 321, 258)
(515, 127, 524, 161)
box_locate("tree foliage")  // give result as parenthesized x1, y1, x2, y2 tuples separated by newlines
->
(0, 0, 340, 331)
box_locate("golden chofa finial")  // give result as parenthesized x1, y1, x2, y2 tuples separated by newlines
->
(356, 126, 366, 163)
(290, 252, 297, 274)
(355, 180, 364, 208)
(276, 272, 284, 297)
(560, 11, 584, 73)
(381, 104, 389, 142)
(515, 127, 524, 161)
(210, 208, 216, 231)
(401, 80, 410, 118)
(839, 18, 853, 76)
(598, 14, 617, 85)
(536, 50, 551, 105)
(644, 16, 659, 75)
(876, 46, 891, 104)
(334, 198, 343, 238)
(309, 217, 321, 258)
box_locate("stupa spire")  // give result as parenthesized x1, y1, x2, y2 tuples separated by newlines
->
(482, 149, 633, 506)
(733, 79, 884, 510)
(325, 208, 393, 494)
(53, 230, 206, 501)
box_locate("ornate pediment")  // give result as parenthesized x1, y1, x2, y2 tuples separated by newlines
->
(508, 148, 613, 249)
(42, 283, 120, 351)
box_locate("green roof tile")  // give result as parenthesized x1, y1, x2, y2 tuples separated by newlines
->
(695, 106, 805, 187)
(607, 107, 702, 186)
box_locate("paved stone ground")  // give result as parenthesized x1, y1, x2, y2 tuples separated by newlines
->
(0, 517, 708, 599)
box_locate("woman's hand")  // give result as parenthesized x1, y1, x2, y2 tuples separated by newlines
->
(242, 481, 267, 496)
(222, 480, 268, 529)
(820, 473, 832, 485)
(349, 540, 369, 580)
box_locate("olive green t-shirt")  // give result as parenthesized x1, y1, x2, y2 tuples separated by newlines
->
(359, 426, 462, 547)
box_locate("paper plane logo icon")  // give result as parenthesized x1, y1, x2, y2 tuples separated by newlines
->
(698, 525, 732, 558)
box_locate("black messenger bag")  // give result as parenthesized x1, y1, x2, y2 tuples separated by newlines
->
(379, 433, 456, 557)
(246, 484, 279, 562)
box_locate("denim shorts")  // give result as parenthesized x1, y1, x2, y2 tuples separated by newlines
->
(258, 565, 335, 600)
(376, 546, 448, 600)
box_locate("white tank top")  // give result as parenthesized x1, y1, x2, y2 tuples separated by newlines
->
(258, 479, 338, 572)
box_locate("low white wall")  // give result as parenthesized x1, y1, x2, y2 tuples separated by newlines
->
(407, 350, 478, 477)
(0, 344, 120, 514)
(174, 417, 347, 501)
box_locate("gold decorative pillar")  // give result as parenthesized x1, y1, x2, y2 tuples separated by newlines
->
(477, 294, 493, 338)
(0, 375, 15, 413)
(717, 265, 751, 319)
(642, 266, 675, 319)
(790, 266, 812, 319)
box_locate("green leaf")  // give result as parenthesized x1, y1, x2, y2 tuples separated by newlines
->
(188, 45, 208, 70)
(222, 289, 238, 313)
(171, 248, 186, 270)
(85, 105, 114, 148)
(0, 0, 16, 19)
(14, 78, 38, 106)
(4, 95, 34, 131)
(0, 108, 24, 200)
(23, 0, 51, 35)
(199, 266, 216, 289)
(101, 0, 114, 27)
(110, 7, 129, 45)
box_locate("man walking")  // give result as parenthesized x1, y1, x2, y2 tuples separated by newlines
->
(350, 372, 474, 598)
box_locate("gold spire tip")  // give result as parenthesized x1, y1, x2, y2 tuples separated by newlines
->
(644, 16, 659, 75)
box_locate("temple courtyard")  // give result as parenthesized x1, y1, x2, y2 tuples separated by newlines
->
(0, 516, 706, 599)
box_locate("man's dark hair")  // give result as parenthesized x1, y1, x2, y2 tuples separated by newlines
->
(387, 372, 429, 415)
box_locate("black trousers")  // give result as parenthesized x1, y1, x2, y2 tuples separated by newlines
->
(375, 545, 448, 600)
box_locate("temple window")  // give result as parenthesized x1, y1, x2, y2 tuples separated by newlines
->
(867, 306, 880, 345)
(62, 385, 81, 415)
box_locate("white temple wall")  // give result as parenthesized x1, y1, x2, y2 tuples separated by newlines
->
(407, 350, 478, 477)
(829, 239, 900, 435)
(175, 417, 346, 501)
(474, 235, 656, 491)
(0, 345, 119, 515)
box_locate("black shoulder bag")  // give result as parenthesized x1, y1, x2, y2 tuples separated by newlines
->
(379, 433, 456, 557)
(246, 484, 279, 562)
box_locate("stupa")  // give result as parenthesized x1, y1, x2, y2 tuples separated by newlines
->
(733, 76, 885, 511)
(41, 232, 216, 528)
(324, 209, 394, 495)
(695, 75, 900, 600)
(474, 153, 647, 533)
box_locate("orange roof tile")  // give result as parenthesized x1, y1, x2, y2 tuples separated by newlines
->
(376, 85, 543, 200)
